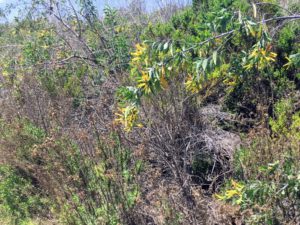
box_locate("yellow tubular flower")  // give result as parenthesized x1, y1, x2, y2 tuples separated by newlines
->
(284, 56, 292, 68)
(244, 47, 277, 70)
(115, 106, 139, 132)
(131, 43, 147, 63)
(137, 71, 152, 94)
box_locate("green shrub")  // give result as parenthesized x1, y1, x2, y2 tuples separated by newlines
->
(49, 135, 141, 225)
(0, 166, 47, 225)
(0, 115, 142, 224)
(217, 155, 300, 224)
(218, 104, 300, 224)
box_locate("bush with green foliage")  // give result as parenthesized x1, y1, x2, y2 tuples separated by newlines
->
(217, 95, 300, 224)
(0, 0, 299, 224)
(0, 116, 142, 224)
(0, 165, 48, 225)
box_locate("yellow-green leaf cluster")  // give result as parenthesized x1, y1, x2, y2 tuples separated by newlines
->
(115, 106, 141, 132)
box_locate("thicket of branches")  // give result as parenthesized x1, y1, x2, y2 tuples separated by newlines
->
(0, 0, 299, 224)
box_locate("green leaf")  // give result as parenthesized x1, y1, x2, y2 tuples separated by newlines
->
(157, 43, 162, 51)
(170, 43, 174, 56)
(152, 42, 157, 50)
(202, 58, 208, 71)
(163, 42, 169, 50)
(195, 60, 202, 74)
(246, 23, 255, 37)
(122, 170, 130, 181)
(238, 10, 242, 23)
(252, 3, 257, 18)
(213, 51, 218, 65)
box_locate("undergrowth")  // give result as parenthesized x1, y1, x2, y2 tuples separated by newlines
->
(0, 0, 299, 224)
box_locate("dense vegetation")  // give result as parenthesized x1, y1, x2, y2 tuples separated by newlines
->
(0, 0, 299, 224)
